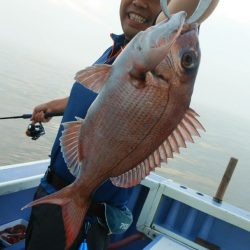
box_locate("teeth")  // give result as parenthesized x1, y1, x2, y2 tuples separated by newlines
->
(129, 13, 146, 24)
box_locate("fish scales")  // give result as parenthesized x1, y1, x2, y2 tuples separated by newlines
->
(77, 81, 167, 183)
(83, 83, 169, 177)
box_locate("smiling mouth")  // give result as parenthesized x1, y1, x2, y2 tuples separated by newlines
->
(128, 13, 147, 24)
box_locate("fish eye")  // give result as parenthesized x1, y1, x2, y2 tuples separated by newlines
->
(181, 52, 196, 69)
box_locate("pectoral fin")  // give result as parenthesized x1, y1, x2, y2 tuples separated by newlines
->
(75, 64, 112, 93)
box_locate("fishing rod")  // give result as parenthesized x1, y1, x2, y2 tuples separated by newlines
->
(0, 112, 63, 120)
(0, 112, 64, 140)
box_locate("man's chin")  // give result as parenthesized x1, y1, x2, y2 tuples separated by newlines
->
(124, 26, 146, 41)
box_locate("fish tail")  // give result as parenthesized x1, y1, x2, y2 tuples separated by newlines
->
(22, 185, 91, 250)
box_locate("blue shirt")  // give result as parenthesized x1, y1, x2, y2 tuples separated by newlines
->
(41, 34, 132, 208)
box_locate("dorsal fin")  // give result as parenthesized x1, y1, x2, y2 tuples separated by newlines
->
(110, 108, 205, 188)
(74, 64, 112, 93)
(60, 118, 83, 176)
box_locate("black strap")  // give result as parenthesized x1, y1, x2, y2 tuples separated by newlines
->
(45, 167, 71, 190)
(45, 167, 105, 219)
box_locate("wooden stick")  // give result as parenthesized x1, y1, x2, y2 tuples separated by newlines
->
(213, 157, 238, 203)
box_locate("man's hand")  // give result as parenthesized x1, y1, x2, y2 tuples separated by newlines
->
(31, 97, 68, 123)
(32, 103, 53, 123)
(156, 0, 219, 24)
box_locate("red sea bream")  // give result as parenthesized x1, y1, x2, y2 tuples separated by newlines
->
(24, 11, 205, 249)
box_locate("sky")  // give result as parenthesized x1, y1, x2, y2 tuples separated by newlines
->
(0, 0, 249, 120)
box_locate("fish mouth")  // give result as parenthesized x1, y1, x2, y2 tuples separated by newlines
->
(180, 23, 198, 35)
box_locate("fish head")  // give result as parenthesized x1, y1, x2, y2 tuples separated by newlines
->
(152, 23, 201, 100)
(123, 11, 187, 78)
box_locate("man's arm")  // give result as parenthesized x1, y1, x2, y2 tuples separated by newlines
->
(157, 0, 220, 24)
(31, 97, 68, 123)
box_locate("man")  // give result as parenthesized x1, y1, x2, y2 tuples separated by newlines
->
(26, 1, 219, 250)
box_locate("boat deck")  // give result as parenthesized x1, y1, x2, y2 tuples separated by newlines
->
(1, 160, 250, 250)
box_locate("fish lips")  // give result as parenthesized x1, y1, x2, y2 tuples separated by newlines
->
(181, 23, 199, 35)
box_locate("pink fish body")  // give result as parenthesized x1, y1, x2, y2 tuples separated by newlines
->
(24, 12, 204, 249)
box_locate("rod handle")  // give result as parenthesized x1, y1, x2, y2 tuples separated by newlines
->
(44, 112, 64, 118)
(22, 112, 63, 119)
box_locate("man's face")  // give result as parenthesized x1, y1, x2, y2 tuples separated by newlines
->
(120, 0, 161, 41)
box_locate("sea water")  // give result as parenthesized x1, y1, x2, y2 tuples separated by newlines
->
(0, 46, 250, 213)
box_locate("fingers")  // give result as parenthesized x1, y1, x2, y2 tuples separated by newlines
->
(32, 111, 50, 123)
(31, 104, 52, 123)
(160, 0, 171, 20)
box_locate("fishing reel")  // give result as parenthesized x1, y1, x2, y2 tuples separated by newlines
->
(26, 122, 45, 140)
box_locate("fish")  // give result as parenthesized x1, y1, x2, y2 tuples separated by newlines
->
(23, 11, 205, 249)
